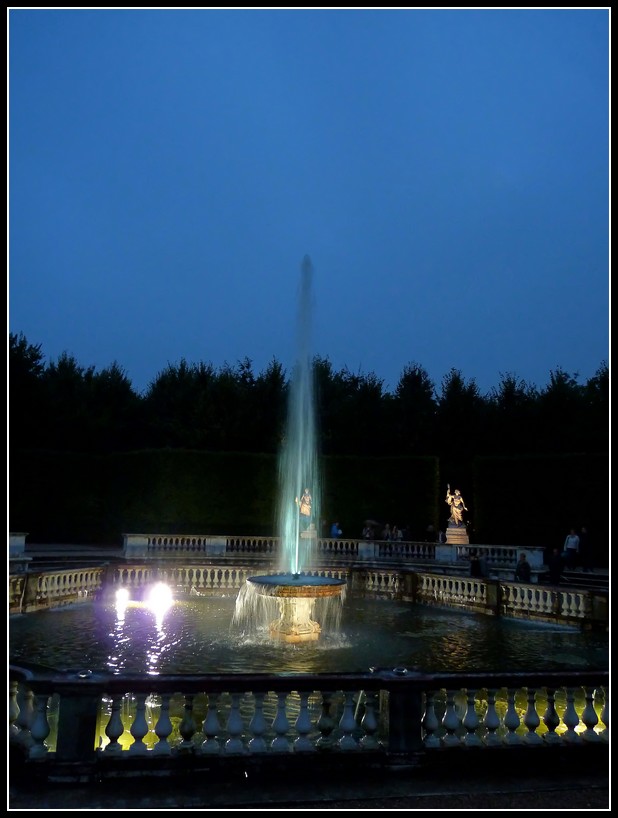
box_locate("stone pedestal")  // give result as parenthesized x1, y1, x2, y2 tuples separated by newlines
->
(445, 524, 469, 545)
(9, 532, 28, 558)
(248, 574, 346, 644)
(270, 597, 321, 643)
(123, 533, 150, 558)
(9, 533, 31, 574)
(300, 525, 318, 540)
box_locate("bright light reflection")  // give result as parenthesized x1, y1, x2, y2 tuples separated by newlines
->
(146, 582, 174, 627)
(115, 587, 130, 621)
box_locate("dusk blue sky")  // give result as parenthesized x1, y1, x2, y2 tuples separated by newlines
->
(9, 8, 610, 396)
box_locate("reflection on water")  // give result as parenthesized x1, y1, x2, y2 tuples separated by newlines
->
(9, 594, 608, 675)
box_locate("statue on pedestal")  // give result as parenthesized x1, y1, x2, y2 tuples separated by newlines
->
(295, 487, 312, 531)
(445, 484, 468, 527)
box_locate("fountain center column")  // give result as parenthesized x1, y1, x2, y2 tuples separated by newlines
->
(270, 597, 321, 643)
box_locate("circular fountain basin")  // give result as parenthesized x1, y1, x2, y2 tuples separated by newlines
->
(247, 574, 346, 643)
(247, 574, 346, 599)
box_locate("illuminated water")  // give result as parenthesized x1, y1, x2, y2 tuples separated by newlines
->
(276, 254, 320, 574)
(9, 595, 608, 676)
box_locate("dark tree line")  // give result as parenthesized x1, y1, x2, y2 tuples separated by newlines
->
(9, 332, 609, 461)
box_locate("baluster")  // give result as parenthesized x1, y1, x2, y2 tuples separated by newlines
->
(294, 691, 315, 752)
(103, 694, 124, 754)
(177, 694, 197, 751)
(270, 691, 291, 753)
(440, 689, 461, 747)
(316, 691, 336, 749)
(200, 693, 222, 754)
(15, 686, 35, 749)
(29, 692, 51, 759)
(580, 686, 600, 742)
(248, 692, 268, 753)
(128, 693, 150, 755)
(537, 588, 548, 613)
(422, 690, 441, 748)
(224, 692, 246, 754)
(567, 591, 577, 617)
(483, 688, 502, 746)
(542, 688, 561, 745)
(562, 686, 583, 743)
(462, 688, 481, 746)
(522, 687, 542, 744)
(532, 588, 541, 613)
(9, 680, 20, 739)
(338, 690, 360, 751)
(597, 686, 609, 743)
(503, 687, 522, 745)
(153, 693, 173, 755)
(359, 690, 380, 750)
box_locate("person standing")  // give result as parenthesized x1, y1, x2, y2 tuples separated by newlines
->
(469, 549, 483, 578)
(578, 526, 593, 571)
(563, 528, 580, 570)
(547, 547, 564, 585)
(330, 522, 342, 538)
(515, 553, 532, 583)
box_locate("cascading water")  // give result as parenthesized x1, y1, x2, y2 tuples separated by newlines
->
(232, 256, 346, 642)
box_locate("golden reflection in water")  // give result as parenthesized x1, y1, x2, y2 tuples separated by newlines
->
(436, 627, 474, 667)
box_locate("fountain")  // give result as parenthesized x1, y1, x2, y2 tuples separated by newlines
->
(233, 256, 346, 643)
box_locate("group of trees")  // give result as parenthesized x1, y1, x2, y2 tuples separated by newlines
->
(10, 331, 608, 462)
(9, 332, 609, 552)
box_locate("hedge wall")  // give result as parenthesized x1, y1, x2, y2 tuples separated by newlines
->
(10, 449, 607, 566)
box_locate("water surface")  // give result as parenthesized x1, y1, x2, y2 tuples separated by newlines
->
(9, 594, 608, 676)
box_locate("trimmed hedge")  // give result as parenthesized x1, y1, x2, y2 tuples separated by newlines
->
(9, 449, 607, 567)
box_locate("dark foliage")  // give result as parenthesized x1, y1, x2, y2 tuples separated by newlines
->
(8, 333, 608, 556)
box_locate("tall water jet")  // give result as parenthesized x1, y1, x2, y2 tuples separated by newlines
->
(278, 254, 320, 574)
(233, 256, 346, 643)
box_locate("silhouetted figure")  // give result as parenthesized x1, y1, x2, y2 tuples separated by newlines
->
(547, 548, 564, 585)
(515, 553, 532, 583)
(469, 549, 483, 578)
(579, 526, 593, 572)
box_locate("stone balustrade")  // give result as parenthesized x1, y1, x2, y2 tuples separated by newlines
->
(9, 544, 609, 787)
(8, 559, 607, 631)
(122, 533, 546, 579)
(9, 567, 107, 613)
(9, 663, 608, 784)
